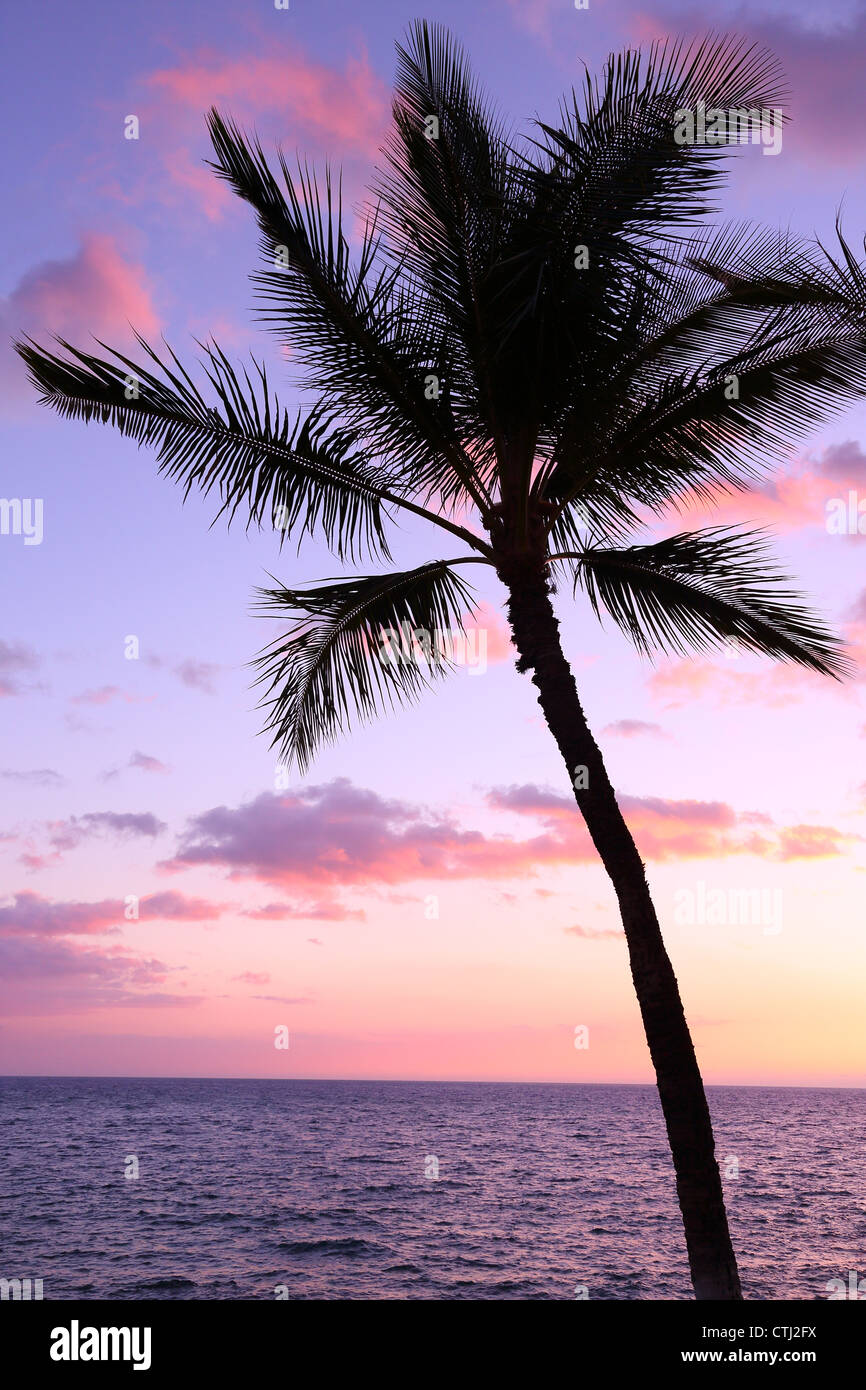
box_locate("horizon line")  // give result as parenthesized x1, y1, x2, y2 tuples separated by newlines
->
(2, 1074, 864, 1090)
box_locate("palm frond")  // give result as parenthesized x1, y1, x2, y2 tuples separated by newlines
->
(206, 108, 490, 514)
(490, 34, 788, 442)
(540, 226, 866, 527)
(251, 561, 478, 770)
(573, 526, 850, 675)
(373, 20, 517, 473)
(15, 333, 394, 561)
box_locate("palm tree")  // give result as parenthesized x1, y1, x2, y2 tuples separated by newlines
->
(19, 22, 866, 1301)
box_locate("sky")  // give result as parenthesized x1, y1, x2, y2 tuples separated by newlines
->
(1, 0, 865, 1085)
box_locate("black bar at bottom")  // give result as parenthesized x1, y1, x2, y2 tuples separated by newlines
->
(2, 1297, 857, 1377)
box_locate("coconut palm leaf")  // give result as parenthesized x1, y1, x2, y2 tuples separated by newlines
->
(572, 526, 850, 674)
(251, 560, 479, 771)
(16, 332, 396, 560)
(539, 227, 866, 535)
(206, 109, 491, 514)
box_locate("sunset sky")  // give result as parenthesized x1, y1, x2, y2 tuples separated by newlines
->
(2, 0, 865, 1085)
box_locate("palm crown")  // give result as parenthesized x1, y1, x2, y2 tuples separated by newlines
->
(18, 22, 865, 773)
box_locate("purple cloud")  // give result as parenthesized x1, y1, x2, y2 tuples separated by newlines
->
(1, 767, 65, 787)
(0, 935, 198, 1014)
(129, 750, 170, 774)
(0, 640, 40, 696)
(48, 809, 167, 852)
(0, 892, 123, 936)
(241, 899, 365, 922)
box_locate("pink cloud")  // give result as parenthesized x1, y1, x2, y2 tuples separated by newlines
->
(140, 891, 226, 922)
(646, 657, 840, 709)
(165, 780, 535, 886)
(490, 781, 757, 863)
(468, 601, 516, 665)
(163, 777, 847, 891)
(240, 900, 364, 923)
(70, 686, 140, 706)
(504, 0, 559, 42)
(145, 655, 221, 694)
(251, 994, 313, 1005)
(601, 719, 668, 739)
(129, 751, 170, 774)
(146, 48, 388, 156)
(129, 43, 389, 224)
(0, 934, 197, 1015)
(672, 441, 866, 537)
(3, 233, 160, 403)
(564, 924, 626, 940)
(488, 782, 851, 865)
(0, 889, 226, 935)
(775, 824, 861, 861)
(0, 892, 124, 937)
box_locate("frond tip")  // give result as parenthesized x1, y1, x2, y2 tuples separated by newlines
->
(574, 526, 851, 677)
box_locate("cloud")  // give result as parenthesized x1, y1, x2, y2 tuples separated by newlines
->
(0, 888, 226, 936)
(70, 686, 140, 707)
(1, 768, 65, 788)
(626, 3, 866, 166)
(240, 900, 366, 922)
(144, 654, 221, 694)
(163, 777, 846, 892)
(240, 899, 365, 922)
(251, 994, 314, 1005)
(174, 660, 221, 694)
(0, 892, 124, 937)
(487, 781, 851, 864)
(122, 43, 390, 225)
(0, 877, 221, 1012)
(101, 750, 171, 781)
(564, 924, 625, 940)
(672, 439, 866, 537)
(504, 0, 559, 43)
(232, 971, 270, 985)
(601, 719, 668, 739)
(165, 779, 574, 886)
(0, 934, 197, 1014)
(139, 891, 226, 922)
(47, 810, 167, 854)
(646, 657, 836, 709)
(146, 46, 388, 156)
(2, 234, 160, 404)
(775, 824, 861, 860)
(487, 783, 578, 815)
(129, 750, 170, 774)
(466, 601, 516, 665)
(0, 641, 41, 697)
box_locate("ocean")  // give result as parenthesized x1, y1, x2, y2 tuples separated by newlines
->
(1, 1077, 863, 1300)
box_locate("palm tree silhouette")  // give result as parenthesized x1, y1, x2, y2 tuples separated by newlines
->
(19, 22, 866, 1300)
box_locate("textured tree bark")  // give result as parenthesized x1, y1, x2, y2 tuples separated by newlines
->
(499, 551, 742, 1301)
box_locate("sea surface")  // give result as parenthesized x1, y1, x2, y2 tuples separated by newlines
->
(1, 1078, 863, 1300)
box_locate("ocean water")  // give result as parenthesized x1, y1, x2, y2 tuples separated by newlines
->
(1, 1077, 863, 1300)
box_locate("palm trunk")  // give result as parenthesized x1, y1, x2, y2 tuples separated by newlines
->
(501, 554, 742, 1301)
